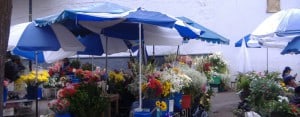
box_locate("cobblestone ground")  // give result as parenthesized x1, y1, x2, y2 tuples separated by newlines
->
(209, 91, 240, 117)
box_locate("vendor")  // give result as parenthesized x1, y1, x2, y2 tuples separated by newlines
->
(60, 58, 72, 75)
(282, 66, 297, 79)
(5, 52, 25, 82)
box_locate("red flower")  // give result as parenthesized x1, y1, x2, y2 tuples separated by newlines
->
(203, 63, 212, 71)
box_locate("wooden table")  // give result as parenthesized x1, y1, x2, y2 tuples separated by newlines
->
(102, 94, 119, 117)
(4, 99, 34, 117)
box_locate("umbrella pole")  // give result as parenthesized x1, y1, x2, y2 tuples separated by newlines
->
(35, 51, 38, 117)
(138, 23, 142, 111)
(176, 45, 180, 61)
(105, 37, 108, 93)
(267, 48, 269, 73)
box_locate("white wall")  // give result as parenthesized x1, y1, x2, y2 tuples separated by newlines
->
(11, 0, 300, 80)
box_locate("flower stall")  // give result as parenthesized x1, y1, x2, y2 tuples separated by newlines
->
(234, 71, 300, 117)
(43, 53, 231, 116)
(194, 52, 231, 93)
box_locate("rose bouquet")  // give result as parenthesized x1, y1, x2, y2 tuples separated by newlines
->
(48, 84, 77, 114)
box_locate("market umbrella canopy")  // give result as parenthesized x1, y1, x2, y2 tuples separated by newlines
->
(235, 34, 260, 48)
(35, 2, 131, 26)
(8, 22, 85, 63)
(251, 9, 300, 48)
(177, 16, 230, 44)
(281, 36, 300, 54)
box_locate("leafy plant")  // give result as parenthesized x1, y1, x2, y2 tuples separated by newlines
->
(81, 62, 95, 71)
(67, 83, 108, 117)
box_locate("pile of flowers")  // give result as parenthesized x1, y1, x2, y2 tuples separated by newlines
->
(48, 82, 109, 116)
(195, 52, 229, 79)
(234, 71, 300, 116)
(48, 84, 76, 114)
(17, 70, 49, 86)
(74, 69, 99, 82)
(142, 71, 164, 98)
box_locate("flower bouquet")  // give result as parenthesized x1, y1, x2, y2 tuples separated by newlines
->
(108, 70, 125, 93)
(48, 84, 76, 115)
(18, 70, 49, 86)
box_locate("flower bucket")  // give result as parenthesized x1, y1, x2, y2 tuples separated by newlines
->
(173, 92, 182, 111)
(142, 99, 157, 111)
(68, 75, 80, 84)
(26, 86, 42, 100)
(181, 95, 191, 109)
(55, 112, 71, 117)
(71, 77, 80, 83)
(134, 111, 151, 117)
(3, 87, 7, 103)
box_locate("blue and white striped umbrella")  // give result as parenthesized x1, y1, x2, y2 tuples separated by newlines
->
(8, 22, 85, 63)
(281, 36, 300, 54)
(32, 3, 215, 110)
(251, 9, 300, 48)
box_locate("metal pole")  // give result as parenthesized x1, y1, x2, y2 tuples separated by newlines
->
(35, 51, 38, 117)
(105, 37, 109, 93)
(138, 23, 142, 110)
(176, 45, 180, 61)
(28, 0, 33, 71)
(267, 48, 269, 73)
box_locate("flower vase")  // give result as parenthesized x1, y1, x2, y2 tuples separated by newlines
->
(26, 85, 42, 100)
(181, 94, 191, 109)
(55, 112, 71, 117)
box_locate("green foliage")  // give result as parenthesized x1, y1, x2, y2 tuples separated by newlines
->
(67, 83, 108, 117)
(81, 62, 95, 71)
(248, 79, 283, 116)
(70, 60, 81, 69)
(270, 100, 298, 117)
(236, 73, 252, 91)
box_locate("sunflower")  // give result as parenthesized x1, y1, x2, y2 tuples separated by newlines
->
(160, 101, 167, 111)
(155, 101, 161, 107)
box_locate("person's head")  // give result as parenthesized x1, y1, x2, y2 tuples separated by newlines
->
(63, 58, 70, 66)
(284, 66, 292, 74)
(11, 55, 21, 63)
(6, 51, 12, 59)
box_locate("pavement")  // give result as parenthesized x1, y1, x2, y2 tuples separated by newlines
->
(209, 91, 240, 117)
(4, 90, 240, 117)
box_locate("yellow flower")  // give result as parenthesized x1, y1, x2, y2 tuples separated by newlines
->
(109, 71, 115, 79)
(172, 67, 180, 74)
(160, 101, 167, 111)
(142, 83, 147, 92)
(155, 101, 161, 107)
(162, 81, 171, 97)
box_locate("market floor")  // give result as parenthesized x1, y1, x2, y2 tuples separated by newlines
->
(209, 91, 240, 117)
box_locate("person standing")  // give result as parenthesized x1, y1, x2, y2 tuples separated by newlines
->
(4, 52, 25, 82)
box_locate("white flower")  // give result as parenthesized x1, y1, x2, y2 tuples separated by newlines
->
(278, 95, 289, 102)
